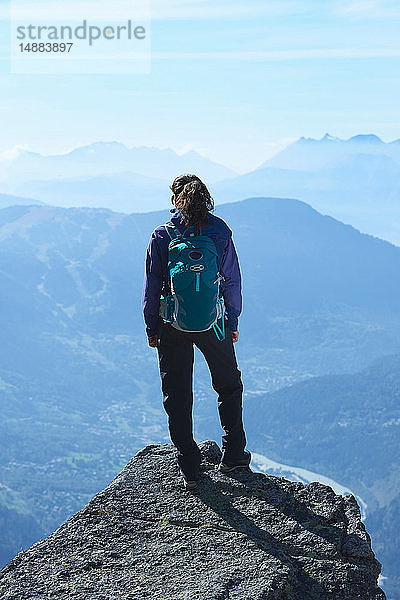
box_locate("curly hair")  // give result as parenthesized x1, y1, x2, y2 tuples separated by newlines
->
(170, 174, 214, 227)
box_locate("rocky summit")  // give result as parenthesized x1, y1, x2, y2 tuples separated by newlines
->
(0, 441, 385, 600)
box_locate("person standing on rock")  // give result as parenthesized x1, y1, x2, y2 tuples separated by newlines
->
(142, 174, 251, 489)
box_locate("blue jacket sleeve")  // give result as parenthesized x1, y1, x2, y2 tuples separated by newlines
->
(142, 232, 163, 337)
(220, 236, 242, 331)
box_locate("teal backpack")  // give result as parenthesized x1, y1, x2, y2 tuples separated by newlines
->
(159, 221, 226, 340)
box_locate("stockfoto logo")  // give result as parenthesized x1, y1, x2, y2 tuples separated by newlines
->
(16, 20, 147, 46)
(10, 0, 151, 74)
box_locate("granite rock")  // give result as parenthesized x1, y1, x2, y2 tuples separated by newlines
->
(0, 441, 386, 600)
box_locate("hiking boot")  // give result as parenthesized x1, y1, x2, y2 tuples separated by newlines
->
(183, 478, 199, 491)
(180, 469, 200, 491)
(218, 450, 252, 474)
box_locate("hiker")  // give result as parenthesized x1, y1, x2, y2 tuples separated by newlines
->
(142, 174, 251, 489)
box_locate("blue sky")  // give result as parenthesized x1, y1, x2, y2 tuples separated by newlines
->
(1, 0, 400, 171)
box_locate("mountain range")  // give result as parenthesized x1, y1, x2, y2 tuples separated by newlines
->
(212, 134, 400, 244)
(1, 134, 399, 244)
(0, 142, 236, 190)
(259, 133, 400, 170)
(0, 192, 43, 210)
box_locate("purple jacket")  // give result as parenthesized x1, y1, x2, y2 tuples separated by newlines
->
(142, 208, 242, 336)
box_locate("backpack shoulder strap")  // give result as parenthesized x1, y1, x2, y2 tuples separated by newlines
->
(164, 221, 181, 240)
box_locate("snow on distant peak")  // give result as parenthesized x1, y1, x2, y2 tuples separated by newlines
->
(298, 134, 341, 144)
(321, 133, 341, 142)
(297, 133, 385, 145)
(0, 145, 30, 162)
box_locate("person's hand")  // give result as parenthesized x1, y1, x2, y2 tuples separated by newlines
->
(231, 331, 239, 343)
(148, 334, 158, 347)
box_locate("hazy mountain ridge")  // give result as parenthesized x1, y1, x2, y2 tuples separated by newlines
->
(1, 134, 399, 244)
(260, 133, 400, 171)
(0, 142, 236, 191)
(14, 171, 171, 213)
(0, 193, 42, 210)
(212, 144, 400, 244)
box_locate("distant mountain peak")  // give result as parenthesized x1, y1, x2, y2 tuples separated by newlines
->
(297, 134, 341, 144)
(321, 133, 340, 142)
(0, 142, 236, 195)
(180, 149, 204, 158)
(347, 134, 383, 144)
(296, 133, 385, 145)
(69, 141, 128, 155)
(0, 145, 32, 161)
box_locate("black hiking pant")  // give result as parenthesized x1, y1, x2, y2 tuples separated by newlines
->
(156, 321, 246, 479)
